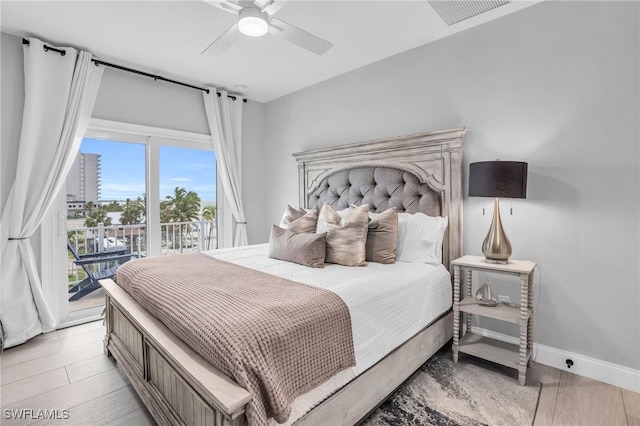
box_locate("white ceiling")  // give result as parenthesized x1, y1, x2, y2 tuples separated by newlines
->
(1, 1, 540, 103)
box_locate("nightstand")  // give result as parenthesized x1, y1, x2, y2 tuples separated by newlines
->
(452, 255, 536, 385)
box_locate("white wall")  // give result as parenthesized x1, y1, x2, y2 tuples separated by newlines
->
(262, 1, 640, 371)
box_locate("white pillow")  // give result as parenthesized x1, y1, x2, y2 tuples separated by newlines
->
(396, 212, 448, 264)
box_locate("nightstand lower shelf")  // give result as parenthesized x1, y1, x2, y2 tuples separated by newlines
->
(457, 333, 531, 370)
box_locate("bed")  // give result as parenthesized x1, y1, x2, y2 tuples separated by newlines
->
(100, 127, 466, 426)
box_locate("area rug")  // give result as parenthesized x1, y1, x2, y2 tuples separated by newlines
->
(363, 346, 541, 426)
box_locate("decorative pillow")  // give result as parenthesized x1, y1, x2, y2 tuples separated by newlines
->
(396, 213, 448, 265)
(317, 203, 370, 266)
(366, 208, 398, 264)
(280, 205, 319, 234)
(279, 205, 307, 227)
(268, 225, 326, 268)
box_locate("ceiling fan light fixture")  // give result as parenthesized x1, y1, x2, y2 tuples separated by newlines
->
(238, 8, 268, 37)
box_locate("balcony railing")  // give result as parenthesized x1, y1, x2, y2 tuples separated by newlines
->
(67, 220, 216, 285)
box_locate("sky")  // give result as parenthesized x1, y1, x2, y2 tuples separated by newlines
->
(80, 138, 217, 203)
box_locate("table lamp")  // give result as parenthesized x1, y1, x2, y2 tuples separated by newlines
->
(469, 161, 528, 264)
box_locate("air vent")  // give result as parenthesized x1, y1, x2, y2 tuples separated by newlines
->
(428, 0, 511, 26)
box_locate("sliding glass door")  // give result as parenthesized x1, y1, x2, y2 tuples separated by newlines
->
(46, 125, 219, 327)
(65, 138, 146, 317)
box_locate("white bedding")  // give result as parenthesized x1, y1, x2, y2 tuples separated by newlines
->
(208, 244, 452, 425)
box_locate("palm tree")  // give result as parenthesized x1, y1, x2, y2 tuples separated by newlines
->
(83, 201, 95, 217)
(162, 187, 201, 251)
(165, 187, 201, 223)
(84, 207, 113, 253)
(202, 205, 216, 221)
(120, 197, 145, 225)
(84, 206, 112, 227)
(201, 205, 216, 250)
(105, 200, 123, 212)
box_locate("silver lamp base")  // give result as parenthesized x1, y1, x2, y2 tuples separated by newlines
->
(482, 198, 512, 264)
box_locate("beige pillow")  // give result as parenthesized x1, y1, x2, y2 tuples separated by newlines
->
(268, 226, 326, 268)
(317, 203, 370, 266)
(279, 205, 307, 227)
(281, 205, 319, 234)
(366, 208, 398, 264)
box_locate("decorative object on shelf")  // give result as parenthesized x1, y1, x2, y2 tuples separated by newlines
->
(475, 279, 498, 307)
(468, 160, 528, 264)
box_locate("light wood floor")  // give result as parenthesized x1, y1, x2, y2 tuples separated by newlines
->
(68, 288, 106, 313)
(1, 321, 639, 425)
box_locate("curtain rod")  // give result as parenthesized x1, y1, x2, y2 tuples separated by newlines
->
(22, 39, 246, 103)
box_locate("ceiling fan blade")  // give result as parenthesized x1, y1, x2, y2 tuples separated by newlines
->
(255, 0, 287, 15)
(201, 23, 240, 55)
(268, 17, 333, 55)
(202, 0, 241, 15)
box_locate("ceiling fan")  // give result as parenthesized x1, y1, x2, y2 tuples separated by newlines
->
(202, 0, 333, 56)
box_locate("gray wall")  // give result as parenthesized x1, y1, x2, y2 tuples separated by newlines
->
(92, 66, 209, 134)
(241, 101, 267, 244)
(260, 1, 640, 369)
(1, 32, 24, 211)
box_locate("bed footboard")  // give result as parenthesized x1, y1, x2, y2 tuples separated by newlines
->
(101, 278, 251, 426)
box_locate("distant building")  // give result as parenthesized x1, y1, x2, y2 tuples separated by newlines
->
(66, 152, 101, 213)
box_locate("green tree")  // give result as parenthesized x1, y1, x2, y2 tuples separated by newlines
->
(165, 187, 201, 223)
(84, 206, 113, 227)
(160, 199, 173, 224)
(104, 200, 123, 212)
(201, 205, 216, 250)
(67, 231, 86, 253)
(83, 201, 95, 216)
(120, 197, 145, 225)
(201, 205, 216, 221)
(160, 187, 201, 252)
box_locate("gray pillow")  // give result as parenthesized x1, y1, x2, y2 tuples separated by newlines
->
(317, 203, 370, 267)
(268, 225, 326, 268)
(281, 206, 319, 234)
(366, 208, 398, 264)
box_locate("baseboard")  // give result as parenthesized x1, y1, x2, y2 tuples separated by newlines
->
(469, 326, 640, 393)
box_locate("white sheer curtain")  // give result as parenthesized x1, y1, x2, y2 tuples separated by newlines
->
(0, 38, 104, 349)
(203, 89, 247, 247)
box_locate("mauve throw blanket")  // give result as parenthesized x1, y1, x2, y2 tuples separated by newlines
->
(116, 253, 355, 426)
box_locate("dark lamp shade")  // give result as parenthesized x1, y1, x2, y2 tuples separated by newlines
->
(469, 161, 528, 199)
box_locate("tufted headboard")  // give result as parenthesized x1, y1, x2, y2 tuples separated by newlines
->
(292, 128, 466, 272)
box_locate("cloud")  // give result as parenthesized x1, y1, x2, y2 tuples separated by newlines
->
(185, 162, 216, 172)
(100, 181, 145, 200)
(101, 182, 145, 192)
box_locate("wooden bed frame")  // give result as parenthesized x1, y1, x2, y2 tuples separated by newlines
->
(100, 127, 466, 426)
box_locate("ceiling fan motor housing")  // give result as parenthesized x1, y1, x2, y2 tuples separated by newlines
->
(238, 7, 269, 37)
